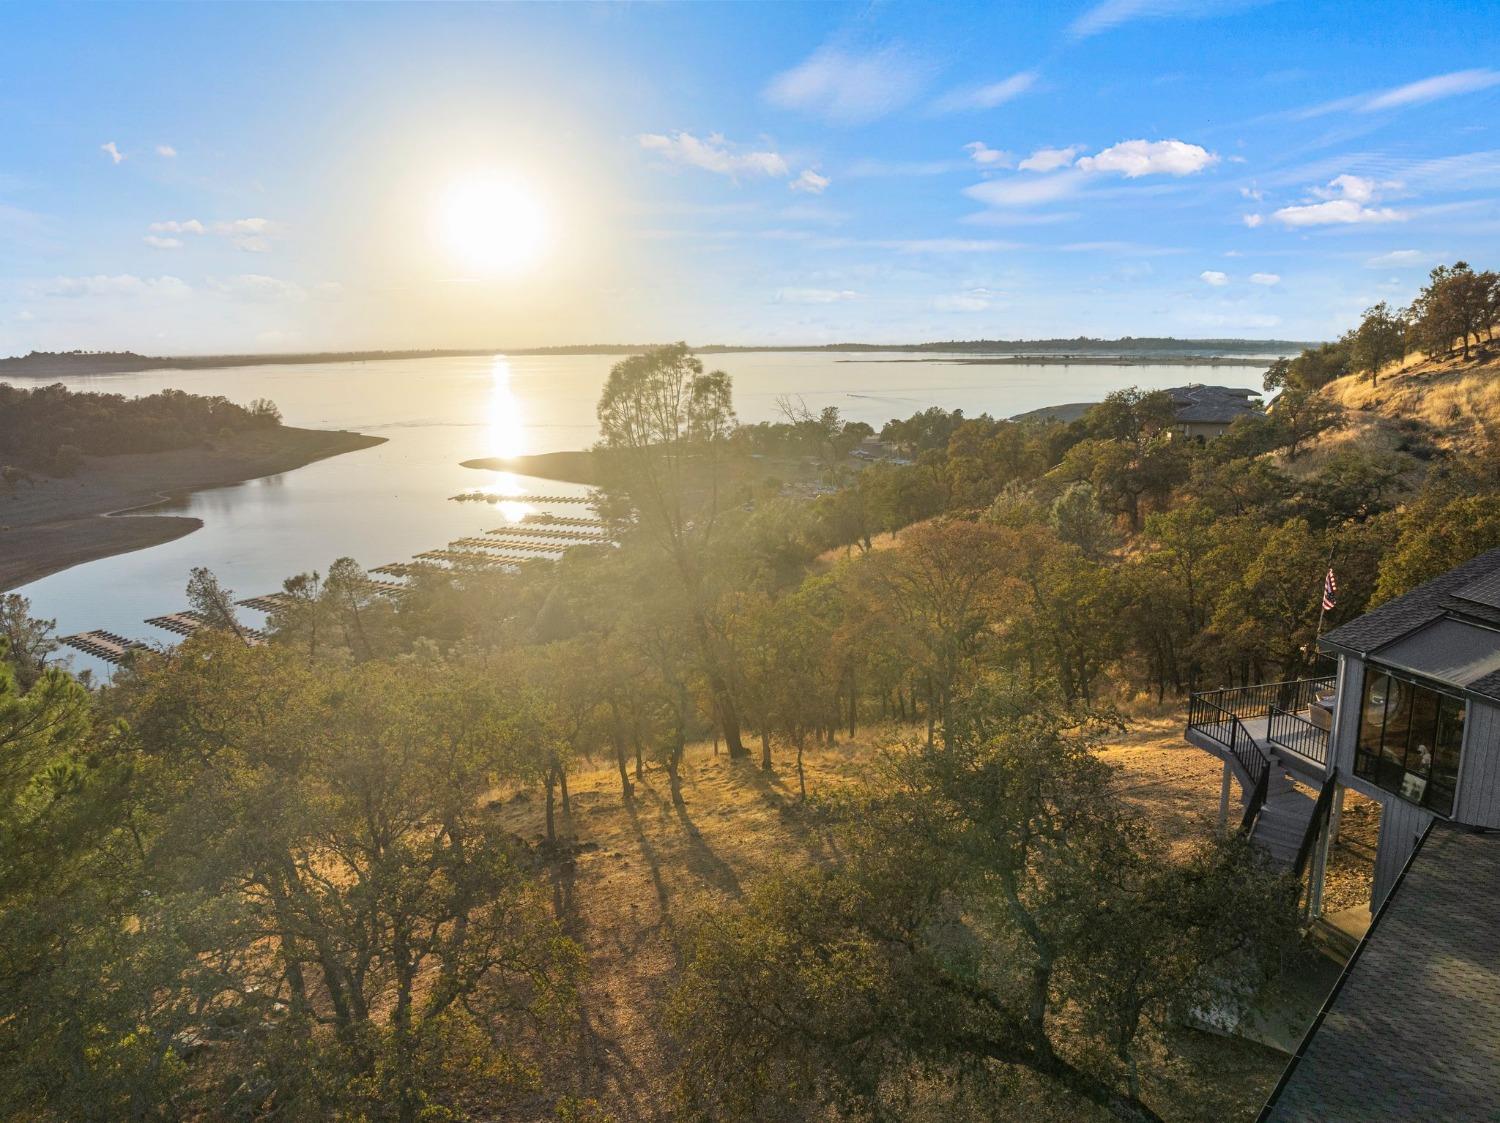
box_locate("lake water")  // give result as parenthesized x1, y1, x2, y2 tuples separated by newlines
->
(9, 351, 1272, 673)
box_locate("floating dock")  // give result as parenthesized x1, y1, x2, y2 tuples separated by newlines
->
(145, 612, 265, 643)
(237, 593, 292, 613)
(484, 525, 609, 541)
(450, 491, 594, 504)
(524, 513, 607, 529)
(450, 537, 568, 554)
(58, 630, 149, 665)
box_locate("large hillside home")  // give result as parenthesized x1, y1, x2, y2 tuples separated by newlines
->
(1166, 384, 1263, 440)
(1187, 548, 1500, 1121)
(1184, 547, 1500, 929)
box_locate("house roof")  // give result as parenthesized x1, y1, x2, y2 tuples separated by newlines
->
(1321, 548, 1500, 702)
(1167, 384, 1262, 424)
(1263, 822, 1500, 1122)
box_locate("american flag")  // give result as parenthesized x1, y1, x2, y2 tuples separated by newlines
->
(1322, 568, 1338, 612)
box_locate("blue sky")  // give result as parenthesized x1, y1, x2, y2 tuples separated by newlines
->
(2, 0, 1498, 353)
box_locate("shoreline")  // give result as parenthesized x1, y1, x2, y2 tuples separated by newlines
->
(461, 451, 599, 487)
(2, 345, 1304, 379)
(0, 426, 385, 591)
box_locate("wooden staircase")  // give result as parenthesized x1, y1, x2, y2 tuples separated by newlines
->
(1251, 781, 1318, 868)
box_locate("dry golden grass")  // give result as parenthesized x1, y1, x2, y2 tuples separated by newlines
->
(484, 715, 1287, 1122)
(1314, 339, 1500, 460)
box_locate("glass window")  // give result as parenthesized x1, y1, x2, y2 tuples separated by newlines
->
(1354, 665, 1464, 816)
(1428, 696, 1465, 817)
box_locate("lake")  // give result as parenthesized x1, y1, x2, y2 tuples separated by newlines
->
(9, 351, 1272, 673)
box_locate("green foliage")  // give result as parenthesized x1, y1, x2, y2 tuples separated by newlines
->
(669, 685, 1298, 1121)
(0, 381, 280, 475)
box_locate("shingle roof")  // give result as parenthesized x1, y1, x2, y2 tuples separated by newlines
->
(1167, 384, 1262, 424)
(1264, 823, 1500, 1122)
(1321, 548, 1500, 701)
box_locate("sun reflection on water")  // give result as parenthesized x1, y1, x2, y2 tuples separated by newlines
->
(481, 358, 533, 520)
(487, 356, 525, 460)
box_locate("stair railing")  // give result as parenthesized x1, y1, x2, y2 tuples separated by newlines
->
(1293, 773, 1339, 880)
(1188, 692, 1273, 829)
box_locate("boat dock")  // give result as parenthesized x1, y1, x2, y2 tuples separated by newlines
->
(58, 630, 150, 665)
(145, 612, 266, 643)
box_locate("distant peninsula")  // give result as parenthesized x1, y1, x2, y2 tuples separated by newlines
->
(0, 337, 1310, 378)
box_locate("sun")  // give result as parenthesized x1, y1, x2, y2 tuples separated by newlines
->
(438, 173, 549, 275)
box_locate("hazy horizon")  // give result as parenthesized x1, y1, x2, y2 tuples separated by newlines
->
(3, 1, 1498, 354)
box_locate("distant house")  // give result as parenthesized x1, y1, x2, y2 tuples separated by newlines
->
(1165, 384, 1263, 440)
(1182, 549, 1500, 1119)
(1010, 384, 1262, 439)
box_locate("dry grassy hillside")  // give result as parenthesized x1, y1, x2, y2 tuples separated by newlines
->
(1321, 337, 1500, 456)
(489, 718, 1288, 1123)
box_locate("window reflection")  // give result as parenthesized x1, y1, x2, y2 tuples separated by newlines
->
(1354, 665, 1464, 816)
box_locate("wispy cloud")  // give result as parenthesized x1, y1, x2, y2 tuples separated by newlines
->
(1069, 0, 1263, 40)
(790, 169, 830, 194)
(1365, 249, 1439, 268)
(933, 288, 999, 311)
(147, 217, 277, 251)
(1295, 69, 1500, 119)
(775, 287, 862, 304)
(965, 171, 1089, 208)
(964, 142, 1013, 168)
(968, 138, 1216, 215)
(1018, 146, 1081, 173)
(143, 235, 182, 249)
(932, 70, 1037, 113)
(100, 141, 125, 165)
(155, 144, 177, 158)
(637, 132, 788, 178)
(1200, 270, 1229, 286)
(845, 157, 969, 178)
(1249, 272, 1280, 285)
(32, 274, 189, 298)
(764, 45, 929, 124)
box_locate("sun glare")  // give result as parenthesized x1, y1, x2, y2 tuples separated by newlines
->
(438, 174, 549, 275)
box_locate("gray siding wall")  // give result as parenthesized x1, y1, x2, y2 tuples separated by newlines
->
(1331, 655, 1365, 777)
(1453, 700, 1500, 828)
(1372, 797, 1435, 910)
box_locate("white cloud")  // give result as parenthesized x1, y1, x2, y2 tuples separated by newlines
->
(1069, 0, 1259, 39)
(147, 216, 275, 251)
(1272, 176, 1404, 226)
(934, 70, 1037, 113)
(964, 142, 1012, 168)
(1075, 139, 1218, 177)
(764, 46, 928, 124)
(1200, 270, 1230, 286)
(155, 144, 177, 158)
(100, 141, 125, 165)
(1363, 68, 1500, 110)
(1311, 174, 1377, 202)
(150, 219, 206, 235)
(638, 131, 788, 179)
(34, 274, 189, 298)
(790, 169, 830, 194)
(1365, 249, 1436, 268)
(965, 171, 1089, 208)
(207, 274, 308, 301)
(877, 238, 1017, 253)
(1249, 272, 1280, 285)
(776, 287, 862, 304)
(1242, 213, 1264, 227)
(143, 235, 182, 249)
(1018, 145, 1081, 172)
(933, 288, 998, 311)
(1239, 185, 1263, 201)
(1299, 68, 1500, 118)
